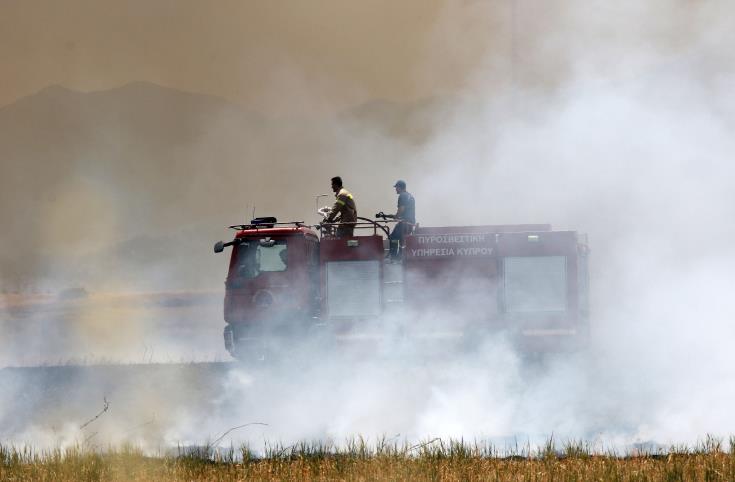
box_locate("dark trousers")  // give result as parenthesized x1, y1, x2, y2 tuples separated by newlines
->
(389, 222, 411, 257)
(336, 224, 355, 238)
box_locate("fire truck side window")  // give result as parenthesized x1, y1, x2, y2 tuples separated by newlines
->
(234, 241, 287, 278)
(503, 256, 567, 312)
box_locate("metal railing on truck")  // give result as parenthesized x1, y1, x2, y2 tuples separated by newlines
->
(316, 217, 392, 238)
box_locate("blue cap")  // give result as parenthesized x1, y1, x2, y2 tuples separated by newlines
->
(393, 180, 406, 189)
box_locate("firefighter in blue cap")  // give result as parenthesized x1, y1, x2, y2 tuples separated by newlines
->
(387, 180, 415, 259)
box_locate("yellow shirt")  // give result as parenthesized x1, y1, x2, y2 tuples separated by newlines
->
(327, 188, 357, 223)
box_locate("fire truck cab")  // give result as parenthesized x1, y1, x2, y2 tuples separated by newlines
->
(214, 218, 320, 357)
(214, 217, 589, 359)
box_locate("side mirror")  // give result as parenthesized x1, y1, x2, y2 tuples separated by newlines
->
(214, 241, 225, 253)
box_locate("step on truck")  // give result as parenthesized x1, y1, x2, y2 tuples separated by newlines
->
(214, 216, 590, 359)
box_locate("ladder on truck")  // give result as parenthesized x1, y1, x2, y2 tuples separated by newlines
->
(382, 247, 404, 313)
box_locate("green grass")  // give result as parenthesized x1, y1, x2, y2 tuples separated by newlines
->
(1, 437, 735, 481)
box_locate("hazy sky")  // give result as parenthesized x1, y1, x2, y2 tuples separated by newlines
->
(0, 0, 511, 113)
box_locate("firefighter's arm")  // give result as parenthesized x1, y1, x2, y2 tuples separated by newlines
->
(326, 196, 345, 222)
(395, 204, 405, 220)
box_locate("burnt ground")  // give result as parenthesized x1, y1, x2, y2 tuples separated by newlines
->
(0, 362, 236, 446)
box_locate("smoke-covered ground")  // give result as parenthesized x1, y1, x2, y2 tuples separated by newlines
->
(2, 0, 735, 454)
(0, 338, 659, 454)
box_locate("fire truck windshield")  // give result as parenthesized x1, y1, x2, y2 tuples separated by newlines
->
(233, 240, 288, 279)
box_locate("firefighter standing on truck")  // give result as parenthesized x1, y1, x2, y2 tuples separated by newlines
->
(324, 176, 357, 237)
(388, 179, 416, 259)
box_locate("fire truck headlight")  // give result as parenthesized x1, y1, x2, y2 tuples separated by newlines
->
(253, 290, 275, 308)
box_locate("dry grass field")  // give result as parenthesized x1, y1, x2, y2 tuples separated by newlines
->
(1, 438, 734, 481)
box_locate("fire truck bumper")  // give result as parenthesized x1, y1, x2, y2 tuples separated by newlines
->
(224, 320, 328, 360)
(514, 327, 588, 353)
(223, 324, 235, 354)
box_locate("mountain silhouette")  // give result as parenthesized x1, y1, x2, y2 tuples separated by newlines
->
(0, 82, 441, 291)
(0, 82, 272, 291)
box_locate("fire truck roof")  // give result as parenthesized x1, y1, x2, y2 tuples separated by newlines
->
(234, 225, 318, 239)
(413, 224, 552, 235)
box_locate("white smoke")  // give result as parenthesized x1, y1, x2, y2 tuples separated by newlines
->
(2, 0, 735, 453)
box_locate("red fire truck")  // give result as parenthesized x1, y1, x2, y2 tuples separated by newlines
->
(214, 217, 589, 359)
